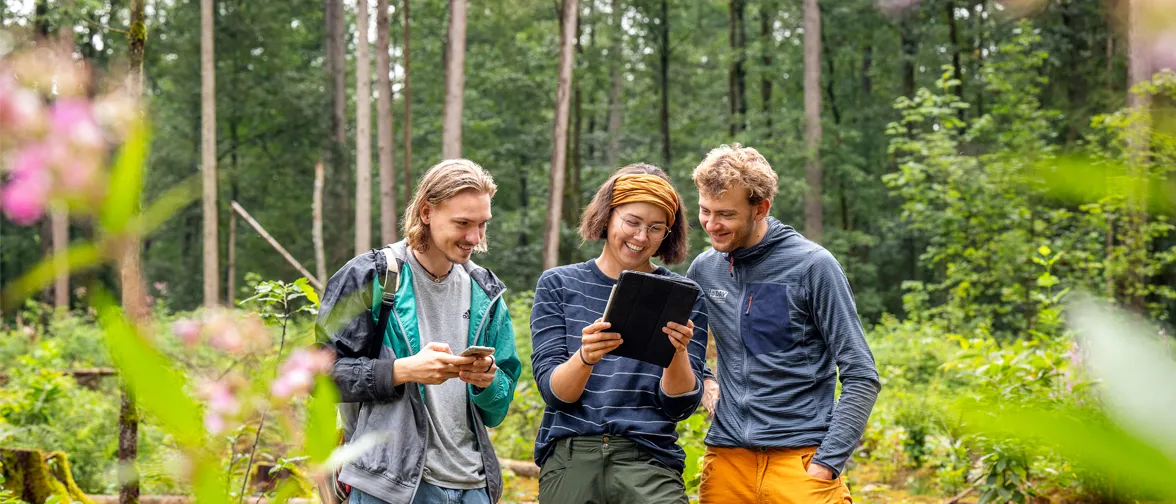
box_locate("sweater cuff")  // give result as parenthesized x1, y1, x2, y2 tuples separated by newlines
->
(373, 358, 403, 398)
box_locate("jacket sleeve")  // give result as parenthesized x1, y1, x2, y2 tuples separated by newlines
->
(530, 270, 578, 411)
(653, 289, 709, 421)
(316, 250, 404, 403)
(804, 249, 882, 477)
(470, 297, 521, 428)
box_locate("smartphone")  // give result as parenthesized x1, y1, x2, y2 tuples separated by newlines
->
(459, 346, 496, 358)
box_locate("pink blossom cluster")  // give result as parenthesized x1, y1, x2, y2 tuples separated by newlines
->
(171, 309, 270, 356)
(271, 348, 335, 399)
(0, 43, 138, 225)
(196, 377, 243, 434)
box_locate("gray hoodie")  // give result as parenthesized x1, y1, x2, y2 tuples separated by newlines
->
(688, 218, 881, 476)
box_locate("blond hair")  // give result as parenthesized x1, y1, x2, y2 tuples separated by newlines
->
(691, 144, 778, 205)
(402, 159, 497, 253)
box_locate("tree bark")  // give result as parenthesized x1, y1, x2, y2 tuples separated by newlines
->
(356, 0, 372, 255)
(313, 161, 326, 286)
(728, 0, 746, 136)
(945, 0, 964, 117)
(51, 204, 68, 309)
(403, 0, 413, 203)
(1125, 0, 1151, 312)
(542, 0, 579, 270)
(329, 0, 348, 265)
(120, 3, 147, 503)
(658, 0, 670, 169)
(818, 6, 840, 125)
(900, 17, 916, 98)
(803, 0, 822, 243)
(226, 201, 236, 304)
(202, 0, 218, 308)
(442, 0, 467, 159)
(377, 0, 397, 245)
(605, 0, 623, 167)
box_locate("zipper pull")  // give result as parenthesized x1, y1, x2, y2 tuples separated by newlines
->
(745, 295, 753, 315)
(728, 256, 735, 277)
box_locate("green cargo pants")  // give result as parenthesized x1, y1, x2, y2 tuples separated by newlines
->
(538, 435, 689, 504)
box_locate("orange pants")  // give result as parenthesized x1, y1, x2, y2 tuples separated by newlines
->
(698, 446, 852, 504)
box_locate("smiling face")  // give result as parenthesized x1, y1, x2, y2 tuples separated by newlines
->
(698, 184, 769, 253)
(420, 189, 492, 264)
(601, 202, 669, 272)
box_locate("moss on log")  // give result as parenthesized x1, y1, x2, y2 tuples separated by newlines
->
(0, 448, 92, 504)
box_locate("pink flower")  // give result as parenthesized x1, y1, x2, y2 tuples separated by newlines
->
(154, 281, 169, 295)
(204, 412, 226, 435)
(172, 319, 203, 347)
(1, 167, 52, 224)
(0, 86, 45, 143)
(198, 379, 240, 415)
(271, 348, 334, 399)
(49, 100, 104, 151)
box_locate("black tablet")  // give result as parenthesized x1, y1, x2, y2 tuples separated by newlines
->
(601, 270, 700, 367)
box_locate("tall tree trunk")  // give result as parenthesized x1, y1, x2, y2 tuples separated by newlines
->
(120, 5, 146, 504)
(330, 0, 348, 264)
(945, 0, 964, 117)
(658, 0, 670, 169)
(403, 0, 413, 203)
(542, 0, 578, 270)
(803, 0, 822, 243)
(1125, 0, 1151, 312)
(566, 10, 584, 233)
(760, 1, 773, 136)
(818, 6, 840, 125)
(860, 44, 872, 96)
(356, 0, 372, 255)
(442, 0, 467, 159)
(52, 204, 68, 309)
(728, 0, 746, 135)
(226, 186, 236, 304)
(202, 0, 218, 307)
(377, 0, 397, 245)
(900, 17, 916, 98)
(52, 3, 72, 311)
(1061, 2, 1087, 144)
(605, 0, 623, 167)
(313, 161, 326, 285)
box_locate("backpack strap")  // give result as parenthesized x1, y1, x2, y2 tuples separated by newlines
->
(374, 246, 402, 350)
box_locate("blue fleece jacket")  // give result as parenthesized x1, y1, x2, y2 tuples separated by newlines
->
(688, 218, 881, 476)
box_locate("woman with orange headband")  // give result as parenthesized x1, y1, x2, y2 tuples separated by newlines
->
(529, 163, 710, 503)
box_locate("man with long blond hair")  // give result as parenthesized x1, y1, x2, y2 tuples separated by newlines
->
(688, 145, 880, 504)
(317, 159, 521, 504)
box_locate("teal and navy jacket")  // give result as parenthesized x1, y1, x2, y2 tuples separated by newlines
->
(316, 241, 521, 503)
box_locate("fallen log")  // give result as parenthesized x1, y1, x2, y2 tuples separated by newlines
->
(0, 448, 94, 504)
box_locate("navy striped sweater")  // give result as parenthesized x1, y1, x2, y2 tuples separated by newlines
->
(530, 260, 710, 472)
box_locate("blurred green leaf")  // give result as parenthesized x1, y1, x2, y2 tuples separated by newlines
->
(0, 243, 102, 311)
(305, 375, 340, 464)
(93, 289, 204, 447)
(101, 118, 151, 233)
(1069, 297, 1176, 458)
(268, 479, 302, 504)
(192, 454, 230, 504)
(963, 404, 1176, 499)
(1032, 156, 1175, 214)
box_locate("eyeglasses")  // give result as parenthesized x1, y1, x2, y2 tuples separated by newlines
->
(619, 217, 671, 242)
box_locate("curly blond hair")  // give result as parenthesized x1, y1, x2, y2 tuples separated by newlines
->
(402, 159, 497, 253)
(691, 144, 778, 205)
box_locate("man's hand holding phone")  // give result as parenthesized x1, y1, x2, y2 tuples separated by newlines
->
(394, 342, 476, 385)
(458, 346, 498, 388)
